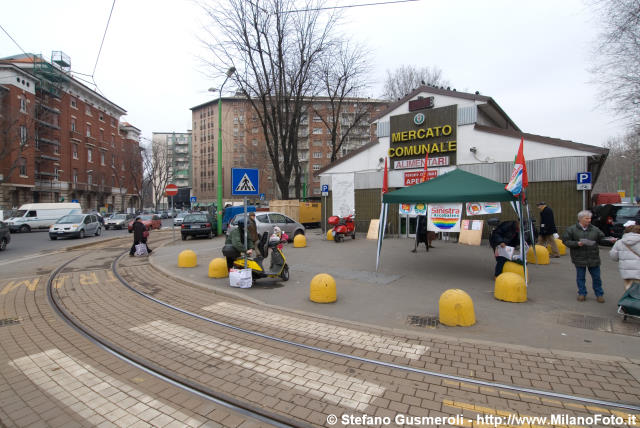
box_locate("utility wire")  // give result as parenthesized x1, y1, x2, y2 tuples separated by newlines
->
(92, 0, 116, 77)
(281, 0, 419, 13)
(0, 23, 36, 64)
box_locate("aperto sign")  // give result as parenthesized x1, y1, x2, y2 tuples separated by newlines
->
(388, 105, 458, 169)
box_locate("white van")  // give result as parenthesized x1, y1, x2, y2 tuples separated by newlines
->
(5, 203, 82, 233)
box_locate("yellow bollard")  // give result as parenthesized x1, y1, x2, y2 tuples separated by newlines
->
(438, 289, 475, 327)
(310, 273, 336, 303)
(494, 272, 527, 302)
(546, 238, 567, 256)
(208, 257, 228, 278)
(326, 228, 334, 241)
(527, 244, 550, 265)
(178, 250, 197, 268)
(293, 234, 307, 248)
(502, 261, 528, 281)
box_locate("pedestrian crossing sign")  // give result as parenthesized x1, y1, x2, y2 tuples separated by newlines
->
(231, 168, 259, 195)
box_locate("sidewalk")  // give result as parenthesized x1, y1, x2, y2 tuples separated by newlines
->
(150, 230, 640, 362)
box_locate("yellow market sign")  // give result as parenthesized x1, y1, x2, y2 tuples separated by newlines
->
(388, 104, 457, 168)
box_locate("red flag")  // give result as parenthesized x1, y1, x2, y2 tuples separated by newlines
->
(382, 157, 388, 194)
(421, 150, 429, 183)
(516, 137, 528, 189)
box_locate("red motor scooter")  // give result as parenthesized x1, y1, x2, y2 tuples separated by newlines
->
(328, 214, 355, 243)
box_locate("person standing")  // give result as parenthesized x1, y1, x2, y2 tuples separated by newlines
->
(563, 210, 613, 302)
(536, 202, 559, 258)
(609, 222, 640, 291)
(129, 217, 151, 256)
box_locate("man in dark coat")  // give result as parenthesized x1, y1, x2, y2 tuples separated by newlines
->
(129, 217, 151, 256)
(490, 220, 520, 277)
(536, 202, 559, 258)
(563, 210, 615, 302)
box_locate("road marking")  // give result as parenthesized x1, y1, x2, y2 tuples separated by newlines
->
(130, 320, 386, 409)
(0, 277, 40, 295)
(10, 349, 206, 426)
(202, 301, 429, 360)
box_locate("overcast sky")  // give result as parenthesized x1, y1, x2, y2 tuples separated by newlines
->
(0, 0, 628, 147)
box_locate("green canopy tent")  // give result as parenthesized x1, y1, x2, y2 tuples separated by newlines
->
(377, 169, 526, 278)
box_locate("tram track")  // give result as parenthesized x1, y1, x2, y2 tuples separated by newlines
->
(46, 242, 640, 426)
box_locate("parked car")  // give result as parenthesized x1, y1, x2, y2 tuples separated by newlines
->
(104, 213, 133, 230)
(160, 211, 169, 219)
(128, 214, 162, 233)
(227, 211, 305, 241)
(5, 202, 82, 233)
(49, 214, 102, 239)
(0, 221, 11, 250)
(610, 205, 640, 238)
(181, 213, 216, 240)
(173, 212, 188, 226)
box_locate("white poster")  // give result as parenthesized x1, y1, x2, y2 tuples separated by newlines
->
(331, 173, 354, 217)
(465, 202, 502, 216)
(427, 203, 463, 232)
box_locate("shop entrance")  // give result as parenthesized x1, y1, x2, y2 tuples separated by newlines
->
(399, 214, 418, 238)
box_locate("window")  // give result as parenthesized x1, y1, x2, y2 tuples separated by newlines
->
(73, 169, 78, 183)
(19, 97, 26, 113)
(87, 148, 93, 163)
(85, 105, 92, 116)
(326, 153, 331, 159)
(313, 115, 322, 122)
(73, 144, 78, 159)
(312, 164, 320, 171)
(86, 125, 92, 137)
(312, 128, 322, 135)
(54, 144, 59, 155)
(313, 152, 322, 159)
(111, 154, 115, 166)
(71, 118, 76, 132)
(99, 113, 104, 121)
(88, 173, 92, 185)
(70, 98, 77, 108)
(19, 158, 27, 176)
(100, 152, 105, 165)
(313, 140, 322, 146)
(20, 126, 27, 146)
(110, 118, 115, 127)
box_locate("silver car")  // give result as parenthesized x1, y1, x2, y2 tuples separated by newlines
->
(49, 214, 102, 239)
(104, 213, 133, 230)
(228, 211, 305, 241)
(173, 212, 188, 226)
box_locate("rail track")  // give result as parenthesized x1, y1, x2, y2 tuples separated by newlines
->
(45, 239, 640, 426)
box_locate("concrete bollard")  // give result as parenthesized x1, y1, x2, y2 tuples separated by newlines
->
(326, 228, 334, 241)
(293, 234, 307, 248)
(546, 239, 567, 256)
(527, 244, 550, 265)
(178, 250, 197, 268)
(310, 273, 336, 303)
(502, 261, 528, 281)
(208, 257, 228, 278)
(438, 289, 475, 327)
(494, 272, 527, 302)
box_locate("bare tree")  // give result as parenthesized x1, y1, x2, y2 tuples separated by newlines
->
(314, 40, 373, 162)
(125, 142, 145, 211)
(593, 131, 640, 197)
(590, 0, 640, 128)
(382, 65, 450, 100)
(143, 140, 173, 211)
(200, 0, 338, 199)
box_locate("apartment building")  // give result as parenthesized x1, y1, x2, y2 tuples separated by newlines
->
(190, 96, 387, 202)
(151, 131, 192, 207)
(0, 52, 142, 212)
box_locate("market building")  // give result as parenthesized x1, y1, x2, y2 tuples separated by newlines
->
(317, 85, 609, 236)
(0, 53, 142, 213)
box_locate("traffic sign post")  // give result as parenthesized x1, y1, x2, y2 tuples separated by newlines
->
(231, 168, 259, 196)
(166, 184, 178, 241)
(577, 172, 592, 210)
(321, 184, 329, 239)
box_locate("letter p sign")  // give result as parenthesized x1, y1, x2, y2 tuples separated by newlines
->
(577, 172, 592, 190)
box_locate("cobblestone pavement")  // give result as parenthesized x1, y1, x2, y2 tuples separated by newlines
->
(0, 235, 639, 427)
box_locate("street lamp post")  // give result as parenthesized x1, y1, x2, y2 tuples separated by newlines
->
(210, 66, 236, 236)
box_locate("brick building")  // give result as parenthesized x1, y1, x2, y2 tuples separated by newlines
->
(0, 53, 142, 213)
(189, 96, 387, 203)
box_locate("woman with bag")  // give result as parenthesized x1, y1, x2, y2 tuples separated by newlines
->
(609, 222, 640, 291)
(129, 217, 152, 256)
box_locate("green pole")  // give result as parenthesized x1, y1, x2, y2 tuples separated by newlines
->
(302, 170, 307, 199)
(216, 67, 235, 236)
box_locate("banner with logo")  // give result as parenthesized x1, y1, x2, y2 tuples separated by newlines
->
(427, 203, 463, 232)
(465, 202, 502, 216)
(399, 203, 427, 215)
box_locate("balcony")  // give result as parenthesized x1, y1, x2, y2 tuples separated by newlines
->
(37, 154, 60, 162)
(72, 182, 88, 191)
(36, 136, 60, 147)
(35, 118, 60, 130)
(34, 180, 69, 191)
(175, 148, 189, 154)
(98, 185, 112, 194)
(69, 131, 82, 141)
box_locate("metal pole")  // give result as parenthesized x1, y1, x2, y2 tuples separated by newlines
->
(243, 197, 248, 267)
(631, 162, 635, 203)
(171, 195, 175, 241)
(216, 67, 235, 237)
